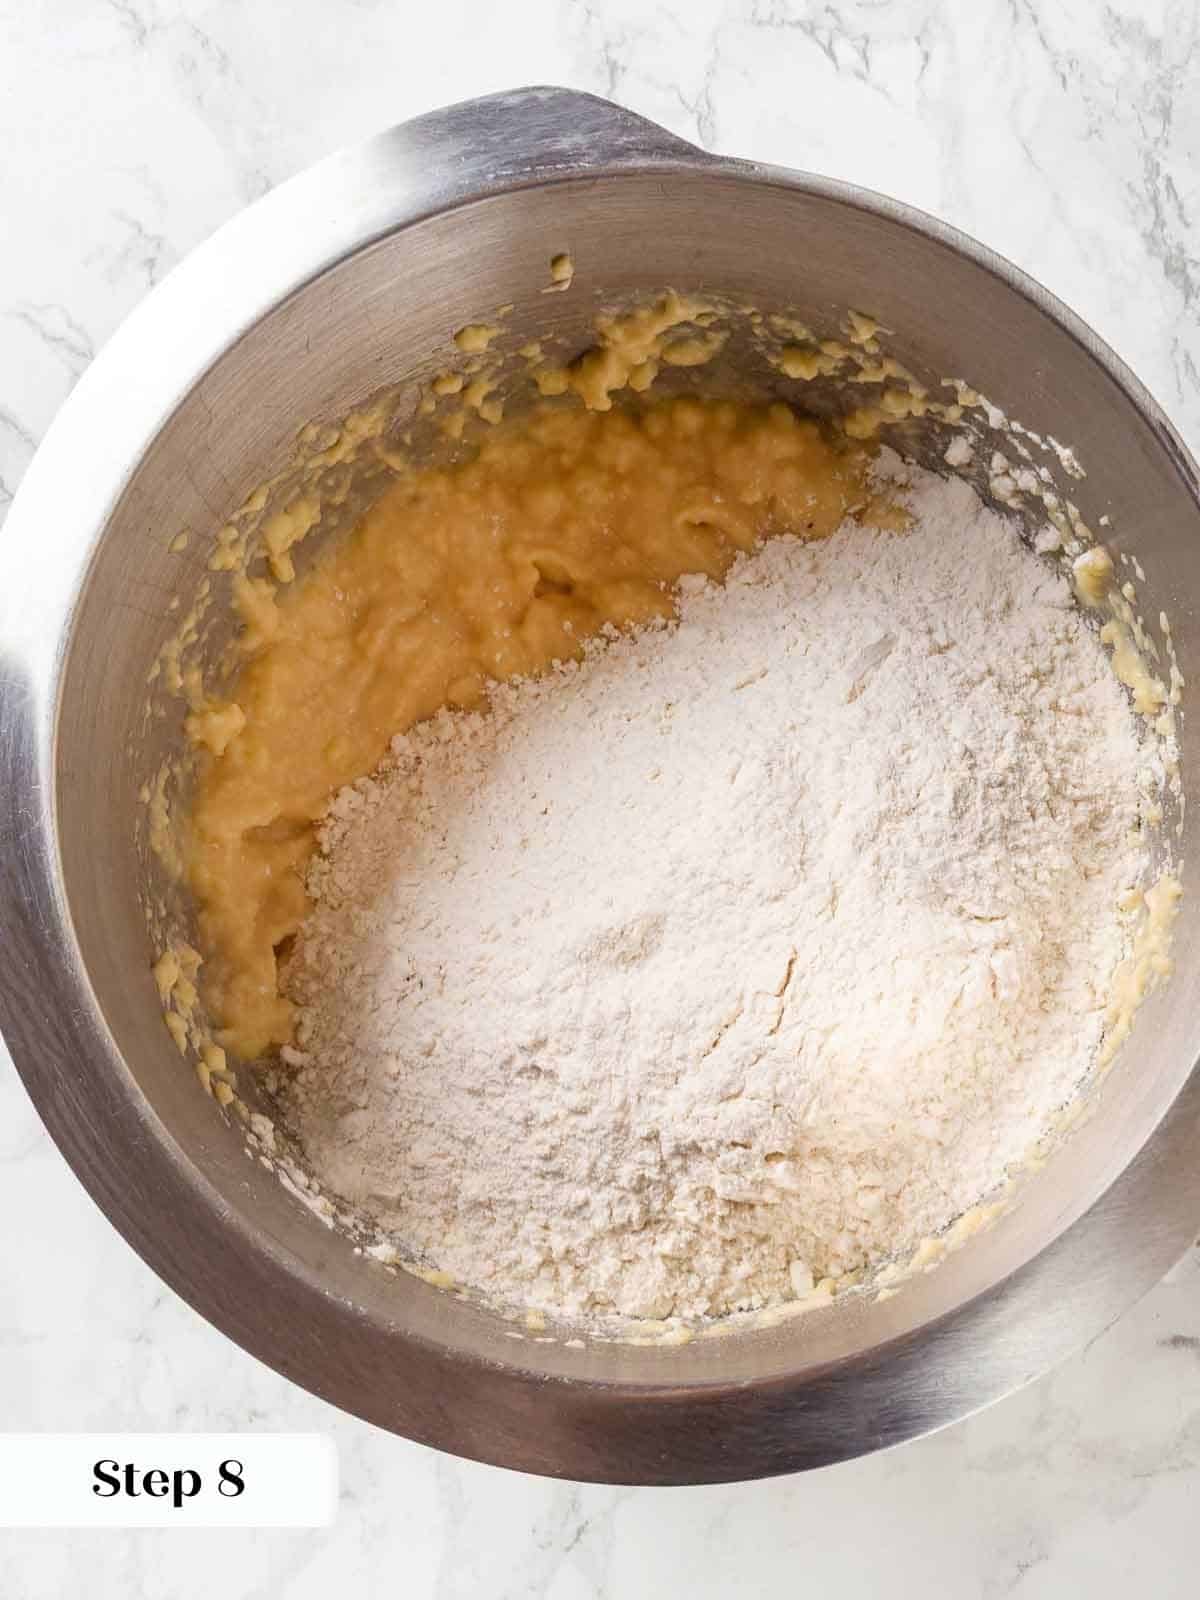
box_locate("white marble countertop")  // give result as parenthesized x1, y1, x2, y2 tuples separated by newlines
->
(2, 0, 1198, 1591)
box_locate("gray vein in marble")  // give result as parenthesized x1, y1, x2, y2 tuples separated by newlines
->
(673, 51, 719, 148)
(743, 0, 901, 105)
(103, 210, 176, 288)
(574, 0, 634, 101)
(10, 302, 96, 376)
(1112, 15, 1198, 296)
(1007, 0, 1072, 93)
(1134, 124, 1198, 317)
(104, 0, 154, 48)
(0, 404, 37, 519)
(511, 1484, 628, 1600)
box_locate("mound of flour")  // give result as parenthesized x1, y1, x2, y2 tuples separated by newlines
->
(279, 469, 1149, 1323)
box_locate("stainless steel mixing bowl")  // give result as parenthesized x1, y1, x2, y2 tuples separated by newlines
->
(2, 87, 1198, 1484)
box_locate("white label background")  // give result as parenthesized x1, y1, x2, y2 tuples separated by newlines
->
(0, 1434, 338, 1527)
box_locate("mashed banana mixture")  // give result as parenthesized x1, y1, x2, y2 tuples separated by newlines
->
(187, 398, 871, 1057)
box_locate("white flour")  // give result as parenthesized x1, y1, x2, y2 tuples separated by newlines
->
(279, 468, 1150, 1324)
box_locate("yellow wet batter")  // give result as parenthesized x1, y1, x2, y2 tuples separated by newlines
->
(186, 396, 872, 1058)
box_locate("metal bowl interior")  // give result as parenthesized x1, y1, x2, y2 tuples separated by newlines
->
(2, 88, 1199, 1483)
